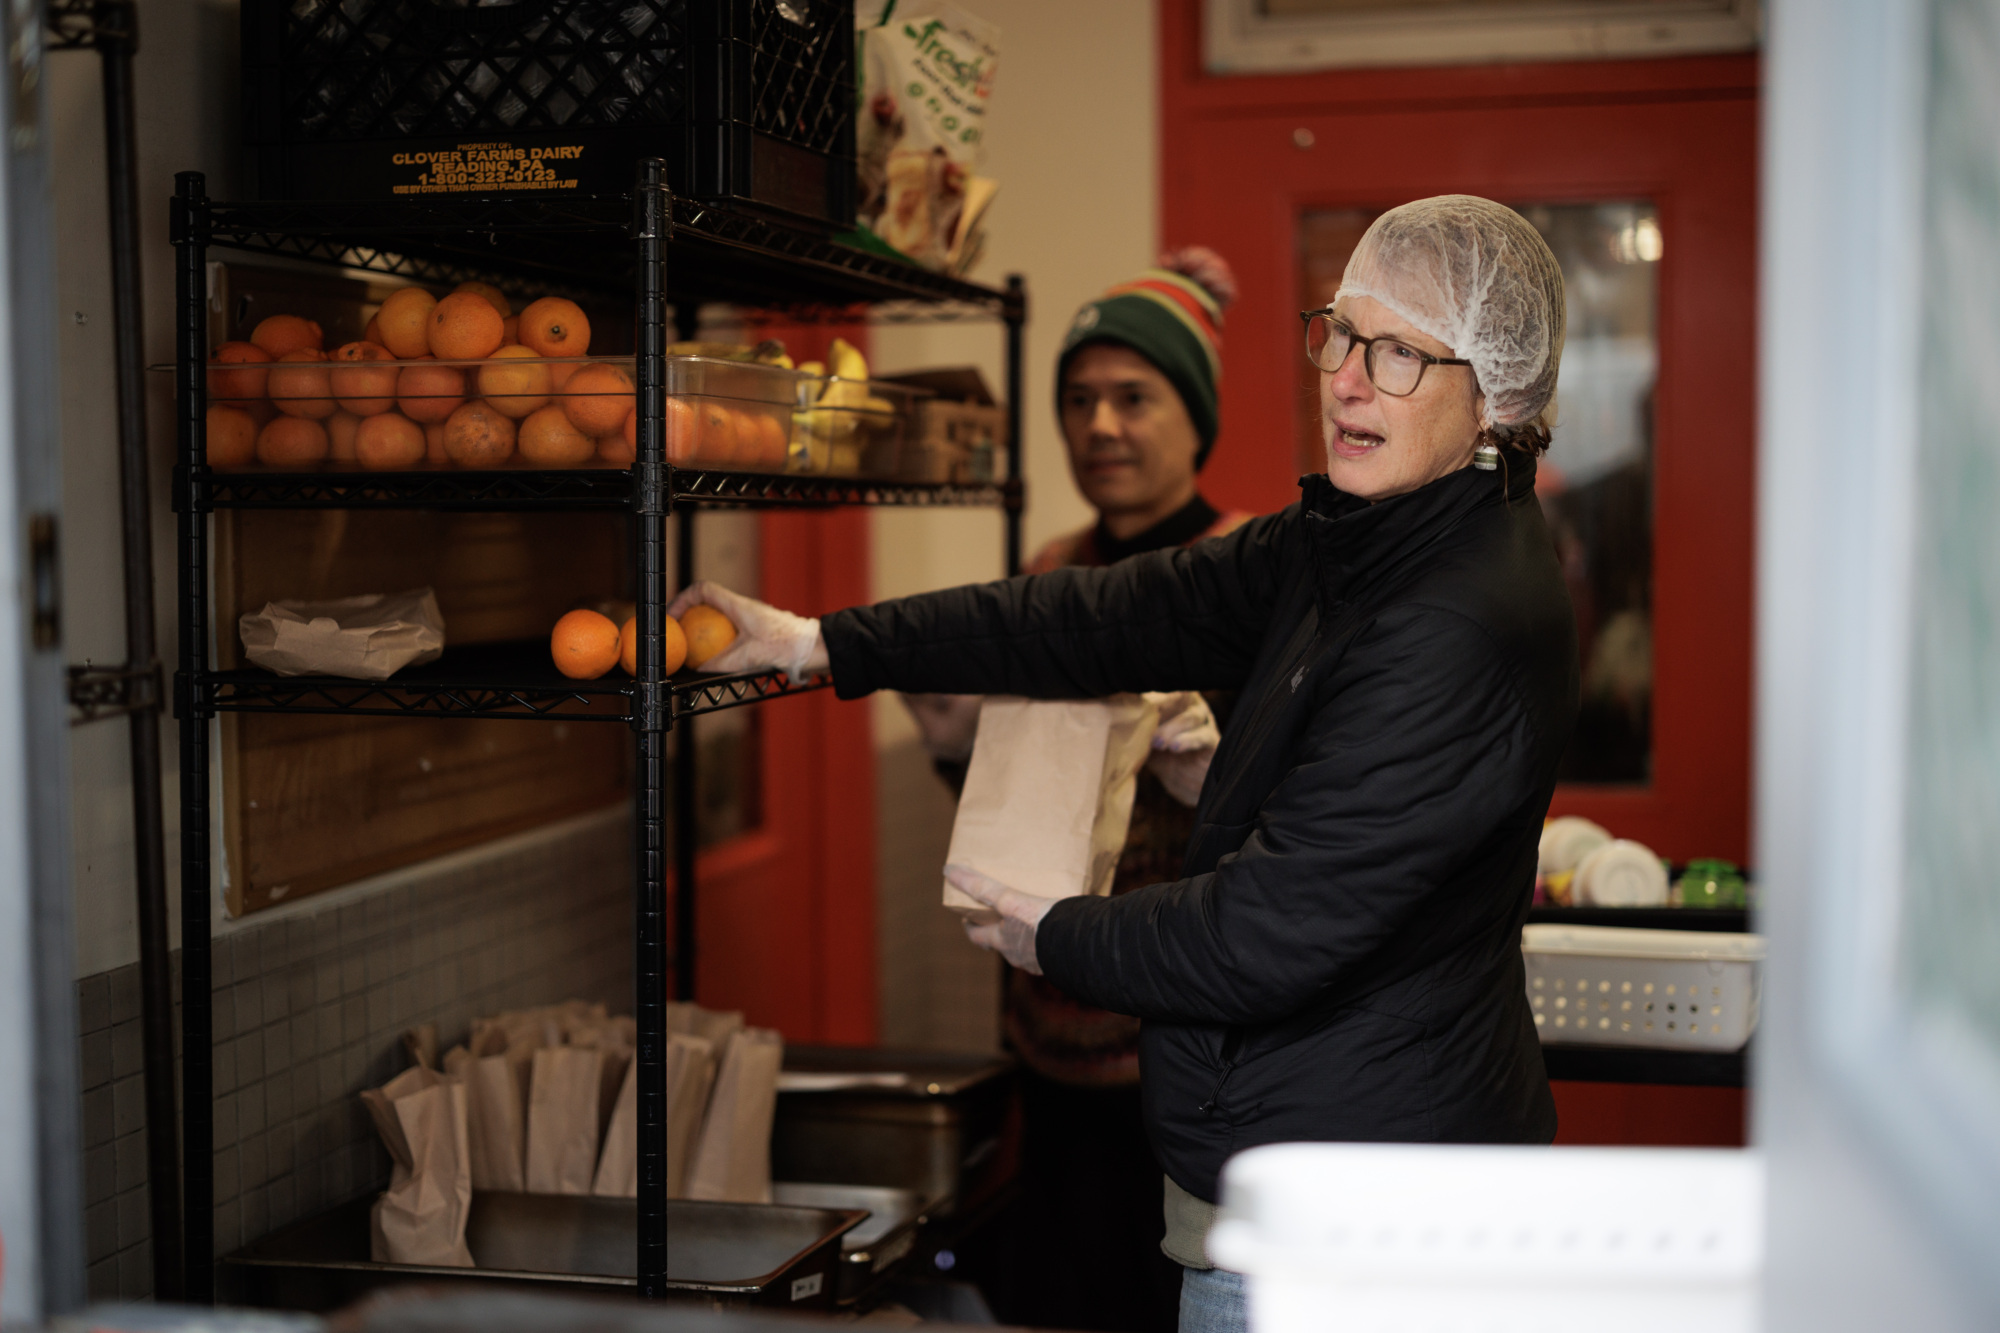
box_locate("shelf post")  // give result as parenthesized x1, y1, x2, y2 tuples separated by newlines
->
(1003, 274, 1027, 576)
(95, 4, 182, 1300)
(631, 156, 672, 1298)
(171, 170, 215, 1303)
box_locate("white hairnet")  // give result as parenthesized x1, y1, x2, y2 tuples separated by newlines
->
(1337, 195, 1566, 431)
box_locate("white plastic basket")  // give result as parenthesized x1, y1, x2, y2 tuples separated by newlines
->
(1524, 924, 1764, 1051)
(1208, 1143, 1764, 1333)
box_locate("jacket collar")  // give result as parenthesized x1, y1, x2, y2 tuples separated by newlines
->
(1299, 454, 1538, 617)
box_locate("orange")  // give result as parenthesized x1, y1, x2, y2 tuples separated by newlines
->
(250, 314, 323, 358)
(442, 400, 517, 467)
(207, 404, 258, 468)
(517, 403, 595, 466)
(475, 345, 552, 418)
(619, 613, 688, 676)
(397, 361, 466, 423)
(665, 397, 699, 462)
(695, 400, 737, 463)
(363, 314, 384, 346)
(255, 415, 329, 467)
(429, 290, 506, 361)
(597, 427, 634, 466)
(376, 287, 438, 358)
(355, 413, 426, 470)
(268, 349, 336, 419)
(680, 604, 739, 670)
(501, 315, 519, 345)
(741, 408, 789, 469)
(517, 296, 590, 359)
(329, 340, 398, 415)
(210, 341, 272, 402)
(326, 410, 362, 462)
(452, 281, 512, 319)
(560, 362, 634, 436)
(423, 420, 450, 466)
(550, 608, 621, 680)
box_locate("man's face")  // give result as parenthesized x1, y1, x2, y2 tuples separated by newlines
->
(1058, 344, 1202, 519)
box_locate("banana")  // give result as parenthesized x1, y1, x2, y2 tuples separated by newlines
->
(828, 337, 869, 383)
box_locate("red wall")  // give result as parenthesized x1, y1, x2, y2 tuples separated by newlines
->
(1158, 2, 1759, 1146)
(1158, 0, 1759, 866)
(683, 321, 878, 1045)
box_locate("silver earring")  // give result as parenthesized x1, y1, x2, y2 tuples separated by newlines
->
(1472, 443, 1500, 471)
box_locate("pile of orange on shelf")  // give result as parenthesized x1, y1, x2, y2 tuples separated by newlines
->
(206, 282, 639, 471)
(549, 605, 738, 680)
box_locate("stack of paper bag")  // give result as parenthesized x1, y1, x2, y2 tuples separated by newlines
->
(379, 1000, 778, 1213)
(944, 694, 1161, 920)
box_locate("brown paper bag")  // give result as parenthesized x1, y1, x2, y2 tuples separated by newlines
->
(591, 1056, 640, 1198)
(667, 1002, 744, 1051)
(685, 1027, 783, 1204)
(403, 1024, 439, 1073)
(361, 1066, 473, 1267)
(589, 1031, 718, 1199)
(457, 1051, 529, 1193)
(524, 1045, 602, 1195)
(240, 586, 446, 680)
(667, 1033, 719, 1197)
(943, 694, 1161, 921)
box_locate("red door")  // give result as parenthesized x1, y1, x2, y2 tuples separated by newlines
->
(679, 324, 878, 1045)
(1161, 2, 1759, 867)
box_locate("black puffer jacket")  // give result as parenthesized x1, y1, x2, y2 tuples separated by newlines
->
(823, 460, 1579, 1202)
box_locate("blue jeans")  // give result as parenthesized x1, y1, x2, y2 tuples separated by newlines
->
(1179, 1265, 1247, 1333)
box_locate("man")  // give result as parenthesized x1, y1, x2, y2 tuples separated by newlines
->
(905, 249, 1249, 1332)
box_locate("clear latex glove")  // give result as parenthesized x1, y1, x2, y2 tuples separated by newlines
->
(664, 580, 830, 683)
(945, 864, 1056, 976)
(1144, 690, 1220, 807)
(901, 693, 983, 763)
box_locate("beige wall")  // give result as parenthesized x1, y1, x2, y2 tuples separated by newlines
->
(868, 0, 1158, 1050)
(868, 0, 1158, 747)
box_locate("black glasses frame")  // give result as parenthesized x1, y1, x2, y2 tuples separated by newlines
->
(1299, 309, 1473, 396)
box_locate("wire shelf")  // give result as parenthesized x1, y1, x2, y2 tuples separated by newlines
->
(180, 464, 1006, 512)
(187, 641, 828, 723)
(191, 193, 1011, 312)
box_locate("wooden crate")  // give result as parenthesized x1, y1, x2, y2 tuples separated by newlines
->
(880, 368, 1006, 484)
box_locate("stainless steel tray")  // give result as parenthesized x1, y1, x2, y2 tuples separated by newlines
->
(773, 1047, 1017, 1215)
(216, 1192, 864, 1312)
(771, 1181, 929, 1304)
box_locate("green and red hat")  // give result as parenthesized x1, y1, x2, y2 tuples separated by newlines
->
(1058, 248, 1235, 468)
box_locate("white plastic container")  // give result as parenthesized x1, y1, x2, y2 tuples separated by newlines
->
(1208, 1142, 1764, 1333)
(1524, 924, 1764, 1051)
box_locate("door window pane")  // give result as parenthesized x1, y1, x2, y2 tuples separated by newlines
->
(1297, 200, 1660, 782)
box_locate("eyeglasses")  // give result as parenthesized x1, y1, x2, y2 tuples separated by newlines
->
(1299, 310, 1472, 396)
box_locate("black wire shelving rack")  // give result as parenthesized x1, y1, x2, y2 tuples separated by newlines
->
(171, 161, 1025, 1302)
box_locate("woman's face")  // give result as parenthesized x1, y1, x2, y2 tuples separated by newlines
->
(1320, 295, 1484, 501)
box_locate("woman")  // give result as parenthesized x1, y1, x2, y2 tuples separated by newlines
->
(905, 250, 1251, 1332)
(678, 196, 1578, 1333)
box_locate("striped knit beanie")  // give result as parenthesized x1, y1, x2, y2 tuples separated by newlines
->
(1057, 247, 1236, 468)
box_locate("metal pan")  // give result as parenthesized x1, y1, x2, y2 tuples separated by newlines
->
(216, 1192, 865, 1312)
(771, 1181, 930, 1305)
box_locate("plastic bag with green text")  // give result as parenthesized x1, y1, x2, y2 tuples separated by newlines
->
(857, 2, 1000, 274)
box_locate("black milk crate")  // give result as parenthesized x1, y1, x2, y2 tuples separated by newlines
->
(240, 0, 856, 229)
